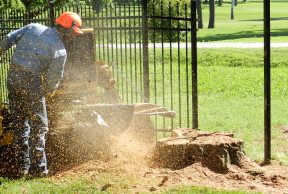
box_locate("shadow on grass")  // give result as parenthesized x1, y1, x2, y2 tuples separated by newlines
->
(198, 28, 288, 42)
(241, 17, 288, 22)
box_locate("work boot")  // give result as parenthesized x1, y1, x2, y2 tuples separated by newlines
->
(23, 170, 29, 175)
(11, 169, 30, 179)
(29, 167, 49, 178)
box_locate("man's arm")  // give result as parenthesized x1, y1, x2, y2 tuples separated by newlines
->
(0, 25, 29, 64)
(0, 37, 10, 55)
(0, 25, 29, 53)
(44, 49, 67, 96)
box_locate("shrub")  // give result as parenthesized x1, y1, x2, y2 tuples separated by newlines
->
(148, 0, 192, 42)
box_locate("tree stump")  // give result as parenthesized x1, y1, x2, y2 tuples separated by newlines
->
(153, 129, 246, 173)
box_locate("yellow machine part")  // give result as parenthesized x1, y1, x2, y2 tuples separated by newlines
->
(0, 132, 13, 147)
(0, 117, 2, 136)
(0, 116, 13, 146)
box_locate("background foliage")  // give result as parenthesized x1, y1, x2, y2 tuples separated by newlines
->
(148, 0, 191, 42)
(0, 0, 24, 9)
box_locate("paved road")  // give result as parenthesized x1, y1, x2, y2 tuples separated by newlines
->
(197, 42, 288, 48)
(97, 42, 288, 48)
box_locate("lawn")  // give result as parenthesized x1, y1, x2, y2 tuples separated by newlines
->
(150, 47, 288, 165)
(195, 0, 288, 164)
(1, 0, 288, 193)
(198, 0, 288, 43)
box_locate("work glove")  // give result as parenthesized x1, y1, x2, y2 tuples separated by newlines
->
(46, 92, 55, 99)
(46, 90, 62, 100)
(0, 47, 4, 59)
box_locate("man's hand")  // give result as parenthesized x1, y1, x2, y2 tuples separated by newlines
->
(46, 90, 62, 99)
(0, 47, 4, 55)
(46, 92, 55, 100)
(0, 47, 4, 62)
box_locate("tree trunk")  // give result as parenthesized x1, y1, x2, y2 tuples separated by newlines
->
(196, 0, 203, 28)
(218, 0, 223, 6)
(235, 0, 238, 6)
(208, 0, 215, 28)
(231, 0, 234, 20)
(23, 5, 50, 26)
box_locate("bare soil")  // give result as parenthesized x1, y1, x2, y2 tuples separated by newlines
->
(52, 130, 288, 194)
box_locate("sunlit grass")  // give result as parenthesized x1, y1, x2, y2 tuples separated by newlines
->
(198, 0, 288, 43)
(106, 46, 288, 164)
(0, 0, 287, 193)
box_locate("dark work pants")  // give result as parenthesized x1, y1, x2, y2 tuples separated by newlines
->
(7, 68, 48, 176)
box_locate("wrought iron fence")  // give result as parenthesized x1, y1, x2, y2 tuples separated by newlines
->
(0, 0, 197, 131)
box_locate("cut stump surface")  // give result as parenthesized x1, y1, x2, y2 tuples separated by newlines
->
(153, 129, 253, 173)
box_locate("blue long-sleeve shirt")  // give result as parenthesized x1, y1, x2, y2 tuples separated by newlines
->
(0, 23, 67, 94)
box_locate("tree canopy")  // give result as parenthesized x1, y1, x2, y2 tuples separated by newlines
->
(0, 0, 79, 9)
(0, 0, 119, 10)
(0, 0, 25, 9)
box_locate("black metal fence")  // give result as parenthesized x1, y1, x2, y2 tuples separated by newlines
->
(0, 0, 197, 131)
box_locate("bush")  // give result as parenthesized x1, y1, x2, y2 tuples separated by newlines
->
(0, 0, 24, 9)
(148, 0, 191, 42)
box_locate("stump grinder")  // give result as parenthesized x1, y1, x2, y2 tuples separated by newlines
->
(0, 29, 175, 177)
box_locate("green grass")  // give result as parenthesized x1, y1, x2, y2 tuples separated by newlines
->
(148, 47, 288, 165)
(0, 177, 102, 193)
(0, 175, 258, 194)
(109, 46, 288, 164)
(198, 0, 288, 43)
(0, 177, 101, 193)
(164, 185, 260, 194)
(1, 0, 288, 193)
(196, 48, 288, 165)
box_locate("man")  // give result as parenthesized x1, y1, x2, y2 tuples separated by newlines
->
(0, 12, 83, 177)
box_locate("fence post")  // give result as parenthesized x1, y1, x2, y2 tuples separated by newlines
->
(142, 0, 150, 102)
(191, 0, 198, 129)
(49, 1, 55, 27)
(264, 0, 271, 164)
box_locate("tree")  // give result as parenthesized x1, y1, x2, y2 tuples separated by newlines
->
(147, 0, 191, 42)
(0, 0, 25, 9)
(196, 0, 203, 28)
(86, 0, 115, 14)
(0, 0, 75, 20)
(208, 0, 215, 28)
(0, 0, 116, 18)
(21, 0, 52, 8)
(231, 0, 235, 19)
(218, 0, 223, 6)
(0, 0, 74, 10)
(0, 0, 79, 32)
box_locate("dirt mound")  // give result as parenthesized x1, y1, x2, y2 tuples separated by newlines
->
(52, 129, 288, 193)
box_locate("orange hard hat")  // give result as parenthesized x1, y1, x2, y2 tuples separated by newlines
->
(56, 12, 83, 35)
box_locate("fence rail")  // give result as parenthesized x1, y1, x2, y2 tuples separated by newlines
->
(0, 0, 197, 131)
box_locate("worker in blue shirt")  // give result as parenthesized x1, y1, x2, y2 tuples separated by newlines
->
(0, 12, 83, 177)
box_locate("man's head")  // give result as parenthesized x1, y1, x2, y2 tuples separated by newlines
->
(55, 12, 83, 42)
